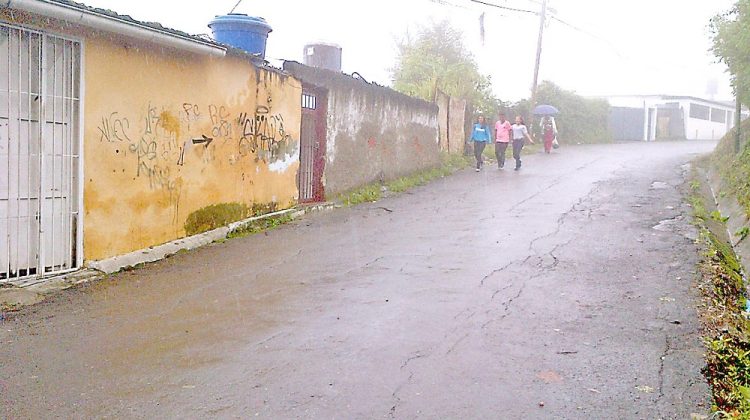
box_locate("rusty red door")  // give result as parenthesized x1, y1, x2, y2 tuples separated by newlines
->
(298, 86, 327, 203)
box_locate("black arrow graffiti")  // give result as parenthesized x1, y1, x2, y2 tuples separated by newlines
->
(192, 135, 213, 146)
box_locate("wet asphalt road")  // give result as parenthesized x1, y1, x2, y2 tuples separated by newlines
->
(2, 141, 716, 419)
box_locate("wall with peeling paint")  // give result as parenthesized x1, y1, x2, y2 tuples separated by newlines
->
(436, 91, 450, 152)
(284, 62, 440, 196)
(448, 97, 467, 155)
(81, 40, 301, 261)
(0, 10, 303, 262)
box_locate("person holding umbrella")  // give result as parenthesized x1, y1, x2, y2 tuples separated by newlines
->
(532, 104, 560, 117)
(532, 104, 560, 154)
(540, 115, 558, 154)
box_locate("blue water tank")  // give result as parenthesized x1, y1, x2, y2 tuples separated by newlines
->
(208, 14, 272, 58)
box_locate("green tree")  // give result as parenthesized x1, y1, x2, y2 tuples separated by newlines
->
(711, 0, 750, 105)
(391, 21, 501, 116)
(510, 81, 611, 144)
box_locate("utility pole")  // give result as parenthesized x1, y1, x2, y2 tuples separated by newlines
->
(736, 89, 742, 153)
(530, 0, 548, 109)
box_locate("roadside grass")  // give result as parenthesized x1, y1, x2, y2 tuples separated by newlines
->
(227, 213, 295, 239)
(736, 226, 750, 242)
(711, 120, 750, 219)
(184, 202, 280, 236)
(441, 152, 473, 171)
(1, 301, 21, 314)
(689, 173, 750, 418)
(338, 153, 471, 206)
(339, 184, 383, 206)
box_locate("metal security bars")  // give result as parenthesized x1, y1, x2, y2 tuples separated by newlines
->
(0, 24, 82, 283)
(302, 93, 316, 110)
(298, 88, 326, 204)
(299, 93, 319, 203)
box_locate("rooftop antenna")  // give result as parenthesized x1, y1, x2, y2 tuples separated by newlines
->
(229, 0, 243, 14)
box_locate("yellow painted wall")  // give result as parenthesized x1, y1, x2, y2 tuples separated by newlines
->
(82, 38, 301, 261)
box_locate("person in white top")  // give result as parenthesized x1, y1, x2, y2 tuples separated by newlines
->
(511, 116, 535, 171)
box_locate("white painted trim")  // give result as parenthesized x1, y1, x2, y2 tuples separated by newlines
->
(641, 100, 649, 141)
(76, 37, 84, 269)
(38, 27, 48, 274)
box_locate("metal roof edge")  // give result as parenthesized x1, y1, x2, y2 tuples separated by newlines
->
(4, 0, 226, 55)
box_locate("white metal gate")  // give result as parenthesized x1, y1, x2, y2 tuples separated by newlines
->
(0, 24, 82, 283)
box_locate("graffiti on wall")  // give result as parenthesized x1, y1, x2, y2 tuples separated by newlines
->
(237, 105, 293, 162)
(97, 112, 131, 143)
(97, 98, 298, 224)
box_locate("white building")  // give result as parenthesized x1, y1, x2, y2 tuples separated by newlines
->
(603, 95, 748, 141)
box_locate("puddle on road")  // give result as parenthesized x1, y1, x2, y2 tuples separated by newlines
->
(653, 218, 679, 232)
(650, 181, 669, 190)
(652, 217, 698, 241)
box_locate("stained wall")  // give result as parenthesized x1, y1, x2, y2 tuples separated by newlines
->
(284, 61, 440, 196)
(83, 39, 301, 260)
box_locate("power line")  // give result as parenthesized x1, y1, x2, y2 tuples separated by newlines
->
(464, 0, 537, 15)
(228, 0, 243, 14)
(427, 0, 471, 10)
(449, 0, 621, 54)
(428, 0, 539, 17)
(549, 15, 625, 59)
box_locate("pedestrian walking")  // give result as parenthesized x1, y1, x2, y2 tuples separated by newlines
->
(540, 116, 558, 154)
(511, 116, 535, 171)
(470, 115, 492, 171)
(494, 112, 512, 169)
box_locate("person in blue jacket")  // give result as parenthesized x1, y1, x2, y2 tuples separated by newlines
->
(470, 115, 492, 171)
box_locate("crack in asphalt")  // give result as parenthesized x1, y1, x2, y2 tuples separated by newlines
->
(339, 254, 431, 278)
(389, 371, 415, 419)
(445, 332, 471, 356)
(657, 334, 672, 401)
(528, 211, 569, 255)
(476, 187, 604, 331)
(386, 163, 615, 415)
(542, 237, 575, 270)
(482, 283, 528, 329)
(502, 283, 527, 314)
(401, 351, 428, 370)
(508, 178, 566, 213)
(453, 307, 475, 321)
(508, 158, 603, 213)
(479, 261, 515, 287)
(491, 283, 514, 301)
(526, 181, 606, 262)
(254, 331, 289, 348)
(388, 348, 437, 417)
(382, 155, 690, 417)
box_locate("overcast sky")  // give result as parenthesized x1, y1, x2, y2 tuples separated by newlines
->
(83, 0, 736, 102)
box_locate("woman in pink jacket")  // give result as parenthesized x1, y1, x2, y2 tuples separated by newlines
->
(494, 112, 512, 169)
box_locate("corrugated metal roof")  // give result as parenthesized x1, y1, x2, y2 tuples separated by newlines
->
(43, 0, 223, 49)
